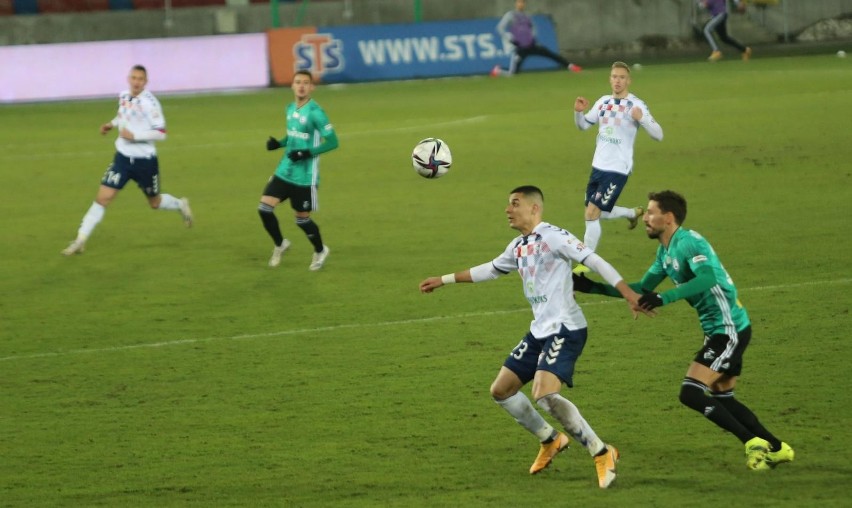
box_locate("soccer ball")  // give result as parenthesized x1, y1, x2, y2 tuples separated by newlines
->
(411, 138, 452, 179)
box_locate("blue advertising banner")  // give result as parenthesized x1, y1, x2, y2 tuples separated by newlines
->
(291, 16, 562, 84)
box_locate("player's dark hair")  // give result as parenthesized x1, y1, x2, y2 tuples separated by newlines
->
(131, 64, 147, 75)
(511, 185, 544, 202)
(294, 70, 314, 82)
(648, 190, 687, 225)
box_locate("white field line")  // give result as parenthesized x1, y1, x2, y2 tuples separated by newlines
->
(1, 278, 849, 363)
(0, 116, 489, 161)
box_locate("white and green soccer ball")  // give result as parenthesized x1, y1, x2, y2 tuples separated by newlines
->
(412, 138, 452, 179)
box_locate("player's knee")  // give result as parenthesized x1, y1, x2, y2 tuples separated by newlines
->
(489, 385, 506, 400)
(490, 382, 516, 401)
(258, 202, 275, 215)
(679, 378, 708, 411)
(534, 393, 557, 412)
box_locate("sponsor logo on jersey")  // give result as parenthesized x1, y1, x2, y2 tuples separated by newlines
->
(287, 129, 311, 140)
(597, 126, 622, 145)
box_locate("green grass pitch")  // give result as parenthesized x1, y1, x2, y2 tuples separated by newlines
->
(1, 54, 851, 506)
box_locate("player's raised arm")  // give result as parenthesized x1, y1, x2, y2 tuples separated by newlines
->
(574, 97, 595, 130)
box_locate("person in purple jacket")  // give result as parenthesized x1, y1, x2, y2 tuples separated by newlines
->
(699, 0, 752, 62)
(491, 0, 582, 77)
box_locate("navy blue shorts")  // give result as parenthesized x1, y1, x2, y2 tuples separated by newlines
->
(503, 326, 588, 388)
(100, 152, 160, 197)
(584, 168, 629, 212)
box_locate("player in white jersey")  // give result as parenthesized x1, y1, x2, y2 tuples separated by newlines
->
(573, 61, 663, 258)
(62, 65, 193, 256)
(420, 185, 649, 488)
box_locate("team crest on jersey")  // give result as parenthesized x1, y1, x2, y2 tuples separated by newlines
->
(664, 256, 679, 271)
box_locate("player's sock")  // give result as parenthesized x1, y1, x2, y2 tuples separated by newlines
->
(258, 203, 284, 246)
(156, 193, 182, 210)
(495, 392, 556, 441)
(600, 206, 632, 219)
(78, 202, 105, 238)
(536, 393, 605, 456)
(583, 219, 601, 252)
(713, 390, 783, 450)
(680, 378, 754, 443)
(296, 217, 324, 252)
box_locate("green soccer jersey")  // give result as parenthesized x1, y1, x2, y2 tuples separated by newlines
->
(273, 98, 338, 186)
(647, 227, 750, 336)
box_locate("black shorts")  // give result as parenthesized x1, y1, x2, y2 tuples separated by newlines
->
(692, 326, 752, 377)
(262, 175, 315, 212)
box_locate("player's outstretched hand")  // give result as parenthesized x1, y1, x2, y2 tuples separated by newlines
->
(419, 277, 442, 293)
(574, 97, 589, 112)
(638, 292, 663, 311)
(624, 289, 656, 319)
(572, 273, 593, 293)
(100, 123, 113, 135)
(266, 136, 282, 151)
(287, 149, 312, 161)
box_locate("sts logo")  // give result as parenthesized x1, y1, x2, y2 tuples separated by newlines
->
(294, 33, 344, 77)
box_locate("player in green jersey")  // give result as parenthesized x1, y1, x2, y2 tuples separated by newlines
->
(573, 190, 794, 471)
(260, 70, 339, 270)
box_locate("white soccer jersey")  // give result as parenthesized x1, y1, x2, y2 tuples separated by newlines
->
(492, 222, 594, 337)
(577, 93, 661, 175)
(112, 89, 165, 159)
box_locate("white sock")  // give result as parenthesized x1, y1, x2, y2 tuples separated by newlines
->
(495, 392, 556, 442)
(584, 219, 601, 252)
(78, 202, 105, 239)
(600, 206, 632, 220)
(156, 193, 182, 211)
(537, 393, 605, 456)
